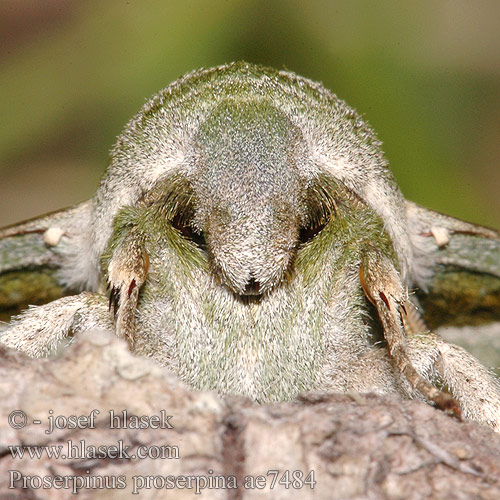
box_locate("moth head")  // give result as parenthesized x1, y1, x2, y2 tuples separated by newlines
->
(182, 99, 315, 297)
(102, 63, 410, 293)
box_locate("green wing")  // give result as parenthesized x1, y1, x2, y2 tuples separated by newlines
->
(407, 202, 500, 328)
(0, 202, 91, 320)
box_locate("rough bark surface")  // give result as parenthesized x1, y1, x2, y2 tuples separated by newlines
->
(1, 330, 500, 500)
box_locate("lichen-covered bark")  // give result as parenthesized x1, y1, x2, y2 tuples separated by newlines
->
(1, 330, 499, 499)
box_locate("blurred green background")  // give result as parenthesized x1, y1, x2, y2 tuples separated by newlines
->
(0, 0, 499, 228)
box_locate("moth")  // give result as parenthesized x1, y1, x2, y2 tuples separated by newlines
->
(1, 62, 499, 430)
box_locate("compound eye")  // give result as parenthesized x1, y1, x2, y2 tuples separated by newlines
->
(171, 212, 207, 250)
(299, 178, 338, 247)
(298, 220, 326, 246)
(299, 197, 331, 246)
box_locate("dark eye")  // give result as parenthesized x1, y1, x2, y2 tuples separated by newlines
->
(298, 220, 326, 245)
(171, 212, 207, 250)
(299, 197, 332, 246)
(299, 176, 338, 246)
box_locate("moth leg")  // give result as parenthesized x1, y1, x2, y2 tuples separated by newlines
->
(404, 332, 500, 430)
(106, 229, 149, 348)
(360, 247, 460, 417)
(0, 292, 111, 357)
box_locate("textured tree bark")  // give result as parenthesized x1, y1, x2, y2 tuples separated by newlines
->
(1, 330, 499, 500)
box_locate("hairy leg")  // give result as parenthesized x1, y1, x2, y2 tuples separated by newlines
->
(0, 292, 112, 357)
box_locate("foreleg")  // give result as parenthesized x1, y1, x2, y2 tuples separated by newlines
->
(360, 246, 459, 415)
(0, 292, 112, 357)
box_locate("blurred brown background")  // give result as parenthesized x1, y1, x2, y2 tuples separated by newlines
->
(0, 0, 499, 228)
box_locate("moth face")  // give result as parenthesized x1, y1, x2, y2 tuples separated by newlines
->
(188, 99, 310, 297)
(201, 199, 301, 296)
